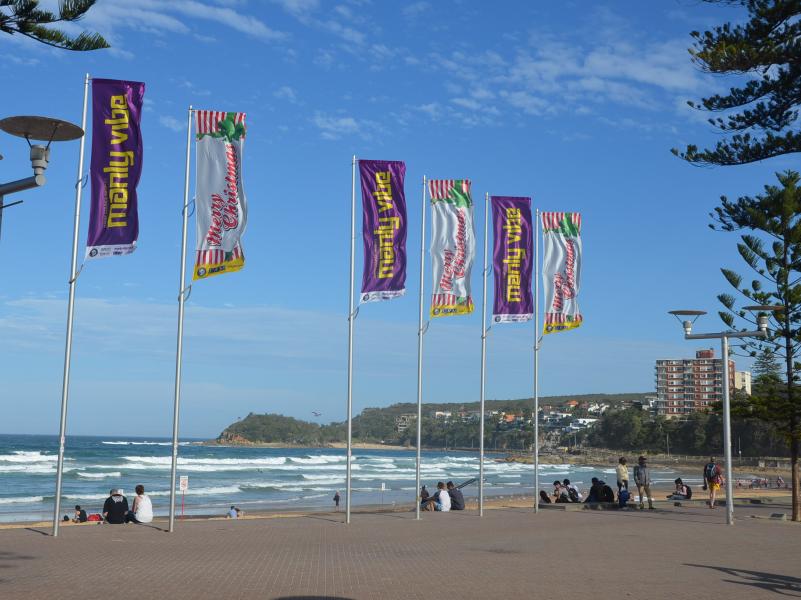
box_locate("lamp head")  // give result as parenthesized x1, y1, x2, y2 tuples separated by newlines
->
(669, 310, 706, 336)
(743, 305, 781, 334)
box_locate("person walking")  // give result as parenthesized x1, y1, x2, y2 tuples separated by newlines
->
(333, 491, 341, 511)
(633, 456, 654, 510)
(703, 457, 723, 509)
(616, 457, 629, 495)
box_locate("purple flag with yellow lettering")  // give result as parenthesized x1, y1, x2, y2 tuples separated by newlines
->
(86, 78, 145, 260)
(491, 196, 533, 323)
(359, 159, 406, 303)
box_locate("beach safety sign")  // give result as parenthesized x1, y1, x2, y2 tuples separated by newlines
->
(179, 476, 189, 492)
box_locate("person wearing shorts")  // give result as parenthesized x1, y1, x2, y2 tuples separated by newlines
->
(703, 457, 723, 508)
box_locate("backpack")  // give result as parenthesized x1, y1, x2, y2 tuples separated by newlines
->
(704, 463, 717, 481)
(567, 487, 580, 503)
(685, 486, 693, 500)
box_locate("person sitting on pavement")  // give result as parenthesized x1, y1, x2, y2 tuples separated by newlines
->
(598, 480, 615, 503)
(633, 456, 655, 510)
(539, 490, 552, 504)
(446, 481, 465, 510)
(126, 484, 153, 524)
(425, 481, 451, 512)
(103, 489, 129, 524)
(73, 505, 87, 523)
(420, 485, 430, 505)
(563, 479, 582, 502)
(667, 478, 691, 500)
(552, 480, 570, 503)
(584, 477, 601, 503)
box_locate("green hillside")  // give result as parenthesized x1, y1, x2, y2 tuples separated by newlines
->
(216, 393, 649, 447)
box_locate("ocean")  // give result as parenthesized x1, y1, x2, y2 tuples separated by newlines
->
(0, 434, 703, 522)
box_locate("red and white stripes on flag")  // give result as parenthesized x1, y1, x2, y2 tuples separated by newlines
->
(541, 211, 581, 231)
(429, 179, 471, 200)
(195, 245, 244, 266)
(195, 111, 245, 136)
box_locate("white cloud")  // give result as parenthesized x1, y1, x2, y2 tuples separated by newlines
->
(402, 1, 430, 18)
(159, 115, 185, 132)
(312, 112, 372, 140)
(274, 85, 298, 103)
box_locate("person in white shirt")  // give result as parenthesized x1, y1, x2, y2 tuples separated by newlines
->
(435, 481, 451, 512)
(126, 484, 153, 524)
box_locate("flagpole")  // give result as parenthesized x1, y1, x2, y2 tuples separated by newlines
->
(346, 155, 356, 524)
(169, 105, 193, 533)
(52, 72, 90, 537)
(479, 192, 490, 517)
(534, 208, 540, 513)
(415, 176, 427, 520)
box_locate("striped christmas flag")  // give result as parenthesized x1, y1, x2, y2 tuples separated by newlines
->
(542, 212, 582, 334)
(192, 110, 248, 281)
(429, 179, 475, 318)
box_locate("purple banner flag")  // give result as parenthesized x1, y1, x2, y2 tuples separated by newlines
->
(359, 159, 407, 303)
(85, 78, 145, 260)
(491, 196, 533, 323)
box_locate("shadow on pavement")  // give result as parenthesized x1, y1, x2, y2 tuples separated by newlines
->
(685, 564, 801, 596)
(23, 527, 50, 536)
(0, 549, 38, 582)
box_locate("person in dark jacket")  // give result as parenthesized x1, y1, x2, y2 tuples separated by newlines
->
(446, 481, 465, 510)
(103, 489, 129, 524)
(72, 505, 87, 523)
(598, 480, 615, 503)
(584, 477, 601, 503)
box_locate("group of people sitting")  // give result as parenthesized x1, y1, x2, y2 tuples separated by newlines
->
(102, 486, 153, 524)
(540, 477, 618, 506)
(539, 456, 699, 510)
(65, 486, 153, 524)
(419, 481, 465, 512)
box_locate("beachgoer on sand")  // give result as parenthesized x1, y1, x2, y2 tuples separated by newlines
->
(552, 481, 570, 503)
(446, 481, 465, 510)
(333, 491, 341, 511)
(616, 457, 629, 493)
(103, 489, 129, 524)
(633, 456, 654, 510)
(227, 505, 238, 519)
(424, 481, 451, 512)
(73, 505, 87, 523)
(126, 484, 153, 524)
(703, 457, 723, 509)
(667, 478, 691, 501)
(562, 479, 581, 502)
(539, 490, 552, 504)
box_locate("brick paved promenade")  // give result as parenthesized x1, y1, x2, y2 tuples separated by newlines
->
(1, 503, 798, 599)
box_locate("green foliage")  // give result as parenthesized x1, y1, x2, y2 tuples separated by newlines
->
(586, 408, 786, 456)
(0, 0, 108, 51)
(672, 0, 801, 165)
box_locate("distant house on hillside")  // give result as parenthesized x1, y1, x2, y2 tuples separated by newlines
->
(431, 410, 452, 420)
(394, 414, 416, 433)
(564, 400, 579, 411)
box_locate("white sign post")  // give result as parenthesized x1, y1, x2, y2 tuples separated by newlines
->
(179, 476, 189, 518)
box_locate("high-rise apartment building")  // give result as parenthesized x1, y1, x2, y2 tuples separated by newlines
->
(655, 349, 735, 417)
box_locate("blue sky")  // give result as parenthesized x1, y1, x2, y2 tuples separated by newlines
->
(0, 0, 794, 438)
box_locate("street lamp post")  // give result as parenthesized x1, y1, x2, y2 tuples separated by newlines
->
(0, 115, 84, 241)
(668, 306, 779, 525)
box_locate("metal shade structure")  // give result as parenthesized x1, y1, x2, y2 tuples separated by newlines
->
(0, 115, 84, 142)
